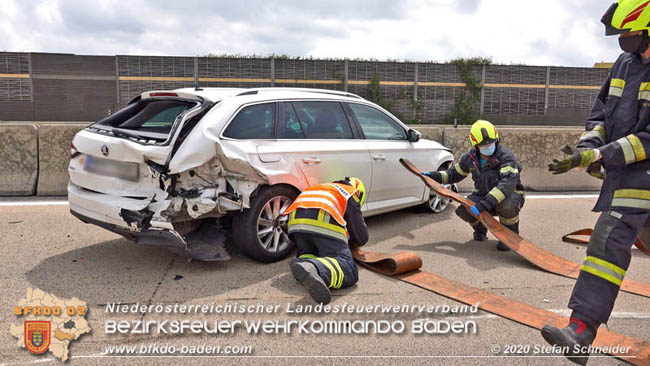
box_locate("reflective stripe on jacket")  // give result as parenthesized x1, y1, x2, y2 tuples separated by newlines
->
(288, 209, 349, 242)
(284, 183, 357, 225)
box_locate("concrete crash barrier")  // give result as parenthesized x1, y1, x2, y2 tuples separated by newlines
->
(0, 124, 39, 195)
(1, 123, 603, 196)
(37, 123, 90, 196)
(429, 126, 602, 192)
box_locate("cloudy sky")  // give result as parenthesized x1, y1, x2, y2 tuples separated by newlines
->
(0, 0, 622, 67)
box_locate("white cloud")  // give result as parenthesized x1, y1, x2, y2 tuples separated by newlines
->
(0, 0, 622, 66)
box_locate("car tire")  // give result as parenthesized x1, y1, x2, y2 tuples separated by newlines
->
(425, 163, 457, 213)
(235, 185, 298, 263)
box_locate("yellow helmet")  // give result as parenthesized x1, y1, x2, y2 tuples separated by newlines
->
(469, 120, 499, 147)
(348, 177, 366, 206)
(602, 0, 650, 35)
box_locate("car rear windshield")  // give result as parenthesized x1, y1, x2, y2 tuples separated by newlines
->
(93, 99, 196, 140)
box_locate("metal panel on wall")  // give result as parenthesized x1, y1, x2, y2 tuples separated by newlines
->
(485, 65, 546, 84)
(0, 52, 31, 103)
(31, 53, 115, 77)
(199, 57, 271, 79)
(549, 66, 608, 86)
(483, 88, 546, 115)
(33, 79, 116, 121)
(118, 55, 194, 77)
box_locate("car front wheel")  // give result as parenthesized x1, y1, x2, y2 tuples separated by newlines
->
(426, 164, 457, 213)
(235, 185, 297, 262)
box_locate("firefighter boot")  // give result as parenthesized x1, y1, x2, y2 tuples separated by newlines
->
(541, 313, 599, 365)
(497, 222, 518, 252)
(473, 224, 487, 242)
(290, 260, 332, 304)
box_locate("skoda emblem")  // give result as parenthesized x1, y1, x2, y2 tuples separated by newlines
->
(101, 145, 109, 156)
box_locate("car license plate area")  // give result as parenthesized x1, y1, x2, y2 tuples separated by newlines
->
(83, 155, 139, 181)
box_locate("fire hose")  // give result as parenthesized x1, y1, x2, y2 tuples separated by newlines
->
(562, 228, 650, 256)
(398, 158, 650, 299)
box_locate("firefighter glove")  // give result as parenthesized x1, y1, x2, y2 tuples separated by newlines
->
(470, 203, 487, 217)
(548, 145, 601, 175)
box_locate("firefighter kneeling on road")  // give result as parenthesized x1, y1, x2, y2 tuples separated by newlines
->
(284, 177, 369, 304)
(423, 120, 525, 251)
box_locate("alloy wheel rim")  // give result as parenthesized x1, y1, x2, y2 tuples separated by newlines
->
(429, 183, 455, 213)
(256, 195, 292, 253)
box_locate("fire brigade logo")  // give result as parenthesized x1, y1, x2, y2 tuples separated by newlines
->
(10, 288, 91, 361)
(24, 321, 51, 354)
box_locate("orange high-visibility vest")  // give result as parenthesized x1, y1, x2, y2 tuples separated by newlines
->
(284, 183, 357, 226)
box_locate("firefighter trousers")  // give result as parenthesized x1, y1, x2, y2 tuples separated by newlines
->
(291, 232, 358, 289)
(568, 211, 650, 324)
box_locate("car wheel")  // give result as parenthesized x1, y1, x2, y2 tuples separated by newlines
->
(426, 164, 457, 213)
(235, 185, 298, 263)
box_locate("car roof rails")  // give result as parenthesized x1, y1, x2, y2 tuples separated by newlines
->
(235, 87, 362, 100)
(236, 90, 259, 96)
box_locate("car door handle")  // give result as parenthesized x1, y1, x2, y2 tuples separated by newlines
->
(372, 154, 386, 161)
(302, 157, 321, 165)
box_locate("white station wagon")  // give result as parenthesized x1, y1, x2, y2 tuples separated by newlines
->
(68, 87, 455, 262)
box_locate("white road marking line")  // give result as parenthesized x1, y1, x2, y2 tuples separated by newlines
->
(416, 309, 650, 321)
(0, 201, 68, 207)
(525, 194, 598, 199)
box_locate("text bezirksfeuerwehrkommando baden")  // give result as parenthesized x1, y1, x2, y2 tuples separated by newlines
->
(104, 302, 480, 335)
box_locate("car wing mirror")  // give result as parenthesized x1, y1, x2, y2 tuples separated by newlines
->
(407, 129, 420, 143)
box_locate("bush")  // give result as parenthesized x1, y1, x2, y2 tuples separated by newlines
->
(444, 57, 492, 125)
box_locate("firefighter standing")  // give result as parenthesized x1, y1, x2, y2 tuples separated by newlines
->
(542, 2, 650, 364)
(285, 177, 369, 304)
(424, 120, 525, 251)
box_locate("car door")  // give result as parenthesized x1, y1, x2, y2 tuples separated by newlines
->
(346, 102, 430, 214)
(280, 101, 372, 205)
(249, 100, 371, 208)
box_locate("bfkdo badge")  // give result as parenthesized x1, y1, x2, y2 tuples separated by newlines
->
(24, 321, 51, 354)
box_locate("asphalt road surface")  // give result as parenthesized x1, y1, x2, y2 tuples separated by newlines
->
(1, 194, 648, 366)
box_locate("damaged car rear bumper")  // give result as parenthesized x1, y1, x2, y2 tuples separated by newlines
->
(68, 183, 230, 261)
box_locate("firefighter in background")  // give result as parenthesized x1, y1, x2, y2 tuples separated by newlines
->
(542, 2, 650, 364)
(423, 120, 525, 251)
(284, 177, 368, 304)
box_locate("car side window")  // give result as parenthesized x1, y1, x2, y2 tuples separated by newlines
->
(223, 103, 276, 139)
(278, 102, 306, 139)
(348, 103, 407, 140)
(292, 101, 353, 139)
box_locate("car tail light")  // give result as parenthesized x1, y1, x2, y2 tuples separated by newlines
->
(149, 92, 179, 97)
(70, 142, 80, 158)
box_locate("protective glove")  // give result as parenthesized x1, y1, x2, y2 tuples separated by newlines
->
(548, 145, 601, 175)
(421, 171, 443, 183)
(469, 202, 487, 218)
